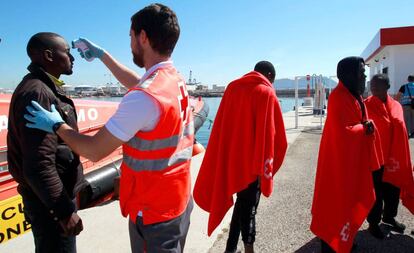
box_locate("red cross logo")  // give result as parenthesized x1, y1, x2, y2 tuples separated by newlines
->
(177, 81, 189, 124)
(264, 158, 273, 179)
(385, 158, 400, 173)
(340, 222, 350, 242)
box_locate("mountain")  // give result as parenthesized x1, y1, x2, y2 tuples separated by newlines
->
(274, 76, 337, 90)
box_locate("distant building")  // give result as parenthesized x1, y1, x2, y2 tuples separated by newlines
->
(74, 85, 97, 97)
(196, 85, 208, 91)
(186, 84, 197, 91)
(102, 84, 127, 97)
(63, 84, 77, 97)
(361, 26, 414, 95)
(212, 84, 225, 92)
(0, 88, 14, 94)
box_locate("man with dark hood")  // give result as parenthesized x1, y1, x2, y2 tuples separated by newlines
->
(365, 74, 413, 239)
(7, 32, 83, 253)
(311, 57, 381, 253)
(194, 61, 287, 253)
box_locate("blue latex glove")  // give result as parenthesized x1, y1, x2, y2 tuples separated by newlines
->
(24, 101, 64, 133)
(73, 37, 104, 60)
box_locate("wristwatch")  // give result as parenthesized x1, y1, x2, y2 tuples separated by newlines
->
(52, 121, 65, 133)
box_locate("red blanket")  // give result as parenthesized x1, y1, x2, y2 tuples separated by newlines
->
(193, 71, 287, 235)
(365, 95, 414, 214)
(311, 82, 381, 253)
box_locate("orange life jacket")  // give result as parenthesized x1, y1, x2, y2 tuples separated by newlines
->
(119, 62, 194, 225)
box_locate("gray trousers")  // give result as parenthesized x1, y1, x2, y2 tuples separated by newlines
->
(128, 198, 193, 253)
(403, 105, 414, 135)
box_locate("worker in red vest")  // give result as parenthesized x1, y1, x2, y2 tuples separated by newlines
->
(24, 4, 194, 253)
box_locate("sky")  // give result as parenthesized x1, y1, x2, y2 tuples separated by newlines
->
(0, 0, 413, 88)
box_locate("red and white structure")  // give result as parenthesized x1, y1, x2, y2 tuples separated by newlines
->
(361, 26, 414, 95)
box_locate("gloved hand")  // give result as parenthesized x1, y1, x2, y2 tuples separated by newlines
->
(24, 101, 64, 133)
(74, 37, 105, 60)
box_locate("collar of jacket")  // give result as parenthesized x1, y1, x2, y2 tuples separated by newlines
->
(27, 63, 66, 96)
(45, 72, 65, 87)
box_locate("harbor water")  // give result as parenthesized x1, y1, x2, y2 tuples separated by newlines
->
(86, 96, 302, 147)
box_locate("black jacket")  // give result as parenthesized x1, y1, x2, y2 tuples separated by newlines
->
(7, 63, 84, 220)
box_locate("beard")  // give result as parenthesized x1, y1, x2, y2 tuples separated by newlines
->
(132, 41, 145, 68)
(133, 51, 144, 68)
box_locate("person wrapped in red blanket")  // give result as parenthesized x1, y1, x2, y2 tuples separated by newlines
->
(311, 57, 382, 253)
(193, 61, 287, 253)
(365, 74, 414, 238)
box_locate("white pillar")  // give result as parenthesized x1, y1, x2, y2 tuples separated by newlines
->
(295, 76, 299, 129)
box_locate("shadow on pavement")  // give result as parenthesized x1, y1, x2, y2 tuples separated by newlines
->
(298, 113, 315, 116)
(302, 127, 323, 135)
(354, 225, 414, 253)
(295, 226, 414, 253)
(294, 237, 320, 253)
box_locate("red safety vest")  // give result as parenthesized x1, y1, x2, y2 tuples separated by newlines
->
(119, 63, 194, 225)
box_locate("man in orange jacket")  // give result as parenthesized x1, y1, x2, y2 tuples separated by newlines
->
(24, 4, 194, 253)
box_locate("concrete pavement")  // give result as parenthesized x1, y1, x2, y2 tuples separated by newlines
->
(0, 106, 326, 253)
(5, 106, 414, 253)
(0, 106, 315, 253)
(209, 110, 414, 253)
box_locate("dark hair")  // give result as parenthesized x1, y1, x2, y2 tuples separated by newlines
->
(371, 74, 390, 88)
(131, 3, 180, 56)
(254, 61, 275, 81)
(408, 75, 414, 82)
(26, 32, 62, 60)
(337, 56, 365, 95)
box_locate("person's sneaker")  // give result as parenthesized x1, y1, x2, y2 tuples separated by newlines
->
(382, 218, 406, 233)
(368, 224, 384, 239)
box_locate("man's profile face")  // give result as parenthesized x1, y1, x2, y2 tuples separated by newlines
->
(370, 80, 380, 97)
(51, 37, 74, 75)
(130, 29, 145, 68)
(370, 79, 388, 98)
(268, 73, 275, 84)
(357, 62, 366, 95)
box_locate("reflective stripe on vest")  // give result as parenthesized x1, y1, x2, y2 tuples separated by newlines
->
(123, 145, 192, 172)
(126, 121, 194, 151)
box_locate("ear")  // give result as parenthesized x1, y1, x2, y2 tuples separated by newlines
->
(43, 49, 53, 62)
(267, 72, 274, 81)
(139, 30, 149, 45)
